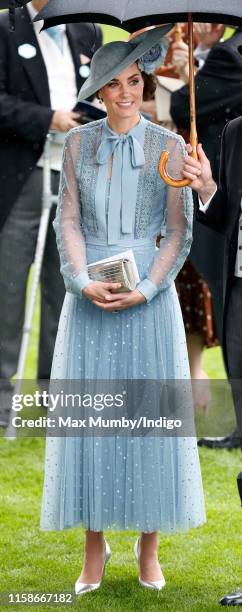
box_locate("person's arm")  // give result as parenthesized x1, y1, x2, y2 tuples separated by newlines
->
(54, 128, 122, 301)
(0, 24, 80, 140)
(182, 125, 229, 234)
(170, 39, 191, 83)
(136, 135, 194, 303)
(195, 188, 227, 234)
(53, 129, 93, 296)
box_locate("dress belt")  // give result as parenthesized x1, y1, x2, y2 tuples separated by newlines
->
(85, 237, 155, 248)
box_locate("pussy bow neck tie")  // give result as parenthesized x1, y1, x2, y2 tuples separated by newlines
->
(96, 129, 145, 245)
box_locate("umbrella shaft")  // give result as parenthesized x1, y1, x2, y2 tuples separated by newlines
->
(188, 13, 197, 155)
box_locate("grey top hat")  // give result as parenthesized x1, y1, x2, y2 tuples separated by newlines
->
(78, 23, 174, 101)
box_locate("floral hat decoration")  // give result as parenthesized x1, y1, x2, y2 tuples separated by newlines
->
(137, 39, 169, 74)
(78, 23, 173, 101)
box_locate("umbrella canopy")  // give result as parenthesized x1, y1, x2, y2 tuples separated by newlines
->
(35, 0, 242, 31)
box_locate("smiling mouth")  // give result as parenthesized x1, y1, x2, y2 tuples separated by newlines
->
(117, 102, 133, 106)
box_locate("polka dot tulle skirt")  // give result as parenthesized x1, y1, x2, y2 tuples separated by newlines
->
(40, 244, 206, 533)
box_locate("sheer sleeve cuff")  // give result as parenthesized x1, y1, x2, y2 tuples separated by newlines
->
(72, 271, 93, 296)
(136, 278, 158, 303)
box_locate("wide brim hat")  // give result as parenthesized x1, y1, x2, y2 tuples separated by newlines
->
(78, 23, 174, 101)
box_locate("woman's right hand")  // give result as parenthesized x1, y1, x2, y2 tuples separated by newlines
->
(171, 40, 190, 82)
(82, 281, 122, 303)
(183, 143, 217, 203)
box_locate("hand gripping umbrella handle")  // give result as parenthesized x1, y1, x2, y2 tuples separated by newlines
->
(158, 144, 197, 188)
(158, 13, 197, 188)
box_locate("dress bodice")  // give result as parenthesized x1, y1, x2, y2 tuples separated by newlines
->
(75, 116, 179, 245)
(54, 117, 194, 303)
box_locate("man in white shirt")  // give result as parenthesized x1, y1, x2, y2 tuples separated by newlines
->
(0, 0, 101, 414)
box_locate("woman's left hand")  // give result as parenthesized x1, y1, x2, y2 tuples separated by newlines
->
(92, 289, 146, 311)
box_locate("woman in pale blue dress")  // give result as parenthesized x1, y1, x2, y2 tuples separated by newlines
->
(40, 26, 206, 595)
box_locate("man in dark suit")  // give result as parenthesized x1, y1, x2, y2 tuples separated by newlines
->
(182, 38, 242, 594)
(171, 27, 242, 448)
(171, 27, 242, 343)
(0, 0, 101, 406)
(184, 128, 242, 606)
(182, 118, 242, 444)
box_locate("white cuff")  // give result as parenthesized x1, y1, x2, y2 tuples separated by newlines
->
(198, 188, 217, 213)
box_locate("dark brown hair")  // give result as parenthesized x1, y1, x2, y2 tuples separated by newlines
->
(142, 72, 157, 101)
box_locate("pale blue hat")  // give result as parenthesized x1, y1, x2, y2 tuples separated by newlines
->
(78, 23, 174, 101)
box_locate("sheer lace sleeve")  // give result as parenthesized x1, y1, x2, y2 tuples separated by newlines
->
(53, 128, 93, 296)
(137, 135, 193, 303)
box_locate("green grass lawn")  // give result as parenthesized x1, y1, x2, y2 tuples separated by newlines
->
(102, 25, 128, 44)
(0, 287, 241, 611)
(0, 437, 241, 612)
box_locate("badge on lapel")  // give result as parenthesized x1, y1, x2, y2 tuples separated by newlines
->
(18, 43, 37, 59)
(79, 53, 91, 78)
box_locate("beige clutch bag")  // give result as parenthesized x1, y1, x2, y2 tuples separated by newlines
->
(87, 257, 137, 292)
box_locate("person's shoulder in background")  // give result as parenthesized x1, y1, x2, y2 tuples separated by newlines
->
(214, 27, 242, 56)
(68, 23, 103, 58)
(223, 115, 242, 145)
(201, 27, 242, 75)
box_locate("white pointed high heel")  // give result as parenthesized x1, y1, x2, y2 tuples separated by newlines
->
(75, 538, 111, 596)
(134, 537, 165, 591)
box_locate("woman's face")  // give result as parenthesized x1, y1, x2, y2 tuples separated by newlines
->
(99, 63, 144, 120)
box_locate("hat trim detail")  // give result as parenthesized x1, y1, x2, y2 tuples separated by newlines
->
(78, 23, 174, 101)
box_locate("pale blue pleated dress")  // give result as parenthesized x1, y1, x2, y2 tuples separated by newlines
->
(40, 116, 206, 533)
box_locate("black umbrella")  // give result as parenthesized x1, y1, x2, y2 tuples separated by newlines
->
(34, 0, 242, 31)
(34, 0, 242, 187)
(0, 0, 30, 30)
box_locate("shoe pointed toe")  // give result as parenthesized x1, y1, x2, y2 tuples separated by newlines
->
(139, 577, 165, 591)
(75, 538, 111, 596)
(134, 537, 165, 591)
(75, 580, 101, 596)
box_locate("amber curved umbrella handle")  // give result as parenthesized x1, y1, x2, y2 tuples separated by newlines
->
(158, 13, 198, 189)
(158, 146, 197, 188)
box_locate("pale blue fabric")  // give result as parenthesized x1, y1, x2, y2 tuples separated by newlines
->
(46, 26, 64, 53)
(96, 118, 145, 244)
(40, 117, 206, 533)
